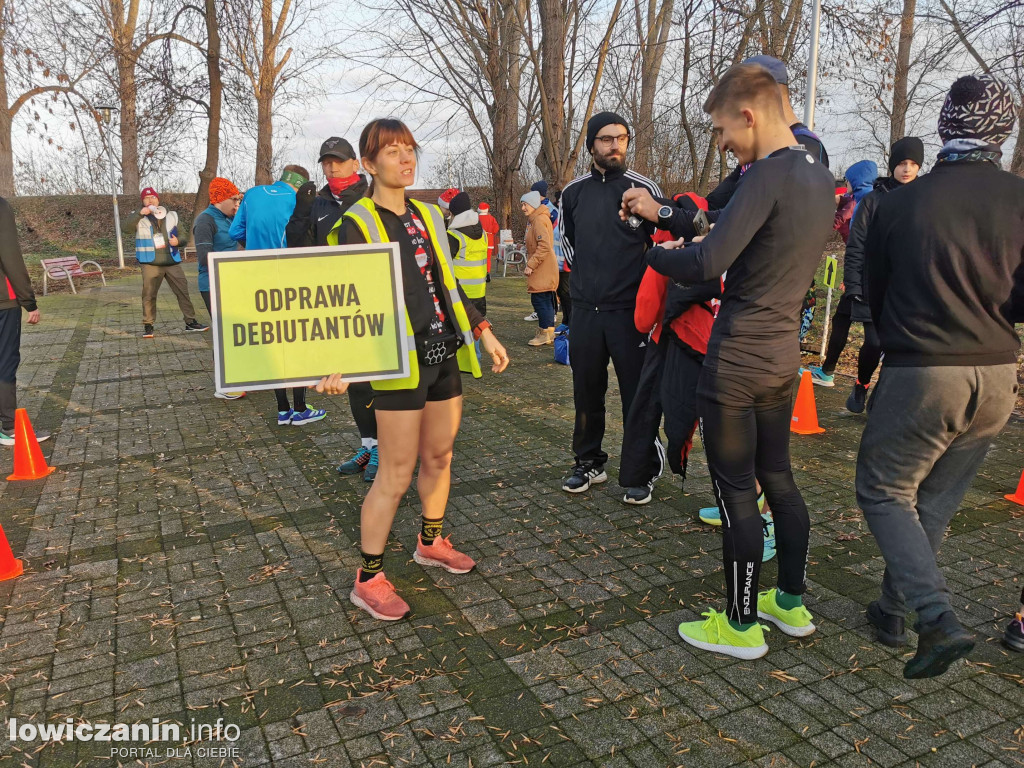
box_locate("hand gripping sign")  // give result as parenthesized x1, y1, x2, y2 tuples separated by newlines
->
(209, 243, 410, 392)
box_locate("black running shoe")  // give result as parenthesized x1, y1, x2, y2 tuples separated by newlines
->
(623, 483, 653, 505)
(185, 320, 209, 332)
(866, 601, 906, 647)
(562, 464, 607, 493)
(1004, 612, 1024, 652)
(904, 611, 974, 679)
(143, 324, 155, 338)
(846, 381, 869, 413)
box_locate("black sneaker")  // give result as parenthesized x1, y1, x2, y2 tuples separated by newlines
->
(562, 463, 607, 493)
(866, 601, 907, 647)
(846, 381, 869, 413)
(904, 611, 974, 679)
(143, 324, 155, 338)
(185, 320, 210, 332)
(1004, 612, 1024, 652)
(623, 482, 653, 505)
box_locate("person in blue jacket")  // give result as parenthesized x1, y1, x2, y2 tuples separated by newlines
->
(230, 165, 327, 426)
(193, 177, 244, 401)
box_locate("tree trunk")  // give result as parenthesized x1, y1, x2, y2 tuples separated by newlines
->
(0, 50, 14, 197)
(194, 0, 224, 211)
(535, 0, 566, 183)
(117, 60, 141, 194)
(633, 0, 674, 177)
(254, 83, 274, 185)
(889, 0, 916, 147)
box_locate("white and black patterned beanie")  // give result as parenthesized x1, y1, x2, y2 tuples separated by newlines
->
(938, 74, 1017, 145)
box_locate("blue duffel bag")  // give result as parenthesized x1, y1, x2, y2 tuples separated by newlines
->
(554, 325, 570, 366)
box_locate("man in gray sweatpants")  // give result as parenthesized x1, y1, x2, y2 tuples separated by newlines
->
(856, 74, 1024, 679)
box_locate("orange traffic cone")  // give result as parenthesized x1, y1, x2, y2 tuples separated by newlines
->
(0, 524, 23, 580)
(6, 409, 55, 481)
(791, 370, 825, 435)
(1004, 469, 1024, 506)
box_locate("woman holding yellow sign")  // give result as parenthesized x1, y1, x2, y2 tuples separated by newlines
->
(318, 118, 509, 621)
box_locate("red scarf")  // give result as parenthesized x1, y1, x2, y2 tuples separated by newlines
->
(327, 174, 360, 196)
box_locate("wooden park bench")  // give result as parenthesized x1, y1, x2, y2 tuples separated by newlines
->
(40, 257, 106, 296)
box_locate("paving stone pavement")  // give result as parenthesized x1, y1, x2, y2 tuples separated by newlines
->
(0, 267, 1021, 767)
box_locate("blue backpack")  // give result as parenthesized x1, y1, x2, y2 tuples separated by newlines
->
(554, 325, 570, 366)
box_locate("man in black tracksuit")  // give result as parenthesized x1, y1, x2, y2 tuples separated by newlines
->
(285, 137, 380, 481)
(559, 111, 663, 493)
(856, 75, 1024, 678)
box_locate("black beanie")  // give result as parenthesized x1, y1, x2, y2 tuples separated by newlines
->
(586, 111, 630, 152)
(888, 137, 924, 174)
(449, 191, 471, 217)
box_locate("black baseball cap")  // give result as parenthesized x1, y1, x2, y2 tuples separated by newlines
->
(318, 137, 356, 163)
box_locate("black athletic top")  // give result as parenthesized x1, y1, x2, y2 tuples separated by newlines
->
(646, 146, 835, 380)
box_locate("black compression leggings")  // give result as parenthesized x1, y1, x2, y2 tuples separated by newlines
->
(274, 388, 306, 412)
(822, 303, 882, 384)
(697, 370, 810, 624)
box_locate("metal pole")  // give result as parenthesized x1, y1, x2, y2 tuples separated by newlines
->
(804, 0, 822, 129)
(820, 285, 833, 360)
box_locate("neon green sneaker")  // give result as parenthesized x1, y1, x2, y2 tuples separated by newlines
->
(757, 589, 816, 637)
(677, 609, 769, 660)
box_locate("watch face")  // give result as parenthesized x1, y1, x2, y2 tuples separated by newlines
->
(658, 206, 673, 219)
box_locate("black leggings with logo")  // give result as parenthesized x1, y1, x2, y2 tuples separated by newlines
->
(697, 368, 810, 624)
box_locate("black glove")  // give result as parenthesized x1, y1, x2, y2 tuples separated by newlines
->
(294, 181, 316, 214)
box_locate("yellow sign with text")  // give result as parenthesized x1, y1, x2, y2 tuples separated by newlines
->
(209, 244, 408, 391)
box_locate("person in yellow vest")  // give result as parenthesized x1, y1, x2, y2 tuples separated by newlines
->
(320, 118, 509, 621)
(446, 191, 489, 373)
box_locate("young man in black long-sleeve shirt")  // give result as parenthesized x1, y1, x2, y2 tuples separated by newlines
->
(638, 63, 835, 659)
(856, 75, 1024, 678)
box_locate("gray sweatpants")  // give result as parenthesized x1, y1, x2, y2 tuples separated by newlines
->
(855, 364, 1017, 626)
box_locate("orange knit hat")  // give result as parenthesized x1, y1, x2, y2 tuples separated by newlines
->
(208, 177, 240, 205)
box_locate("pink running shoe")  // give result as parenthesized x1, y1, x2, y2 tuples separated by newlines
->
(413, 534, 476, 574)
(349, 570, 410, 621)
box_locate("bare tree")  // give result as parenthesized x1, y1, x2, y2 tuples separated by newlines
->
(221, 0, 324, 185)
(0, 0, 100, 195)
(889, 0, 917, 145)
(516, 0, 626, 186)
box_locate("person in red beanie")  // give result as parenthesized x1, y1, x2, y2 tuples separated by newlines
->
(477, 202, 499, 276)
(132, 187, 207, 338)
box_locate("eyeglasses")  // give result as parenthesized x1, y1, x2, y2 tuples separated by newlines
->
(594, 133, 630, 147)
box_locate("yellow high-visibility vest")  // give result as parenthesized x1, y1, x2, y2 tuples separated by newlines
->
(328, 198, 482, 389)
(448, 229, 488, 300)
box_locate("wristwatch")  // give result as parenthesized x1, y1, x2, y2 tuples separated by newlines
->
(656, 205, 674, 227)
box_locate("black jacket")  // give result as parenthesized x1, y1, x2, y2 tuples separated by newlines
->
(559, 165, 662, 311)
(865, 159, 1024, 367)
(286, 176, 369, 248)
(0, 198, 37, 312)
(842, 176, 901, 322)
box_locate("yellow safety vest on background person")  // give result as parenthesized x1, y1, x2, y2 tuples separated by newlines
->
(448, 230, 488, 299)
(328, 198, 483, 390)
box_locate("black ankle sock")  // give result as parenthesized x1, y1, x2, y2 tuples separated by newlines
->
(421, 516, 444, 545)
(359, 552, 383, 581)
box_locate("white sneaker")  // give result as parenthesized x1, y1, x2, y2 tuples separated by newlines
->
(523, 312, 538, 321)
(215, 391, 246, 400)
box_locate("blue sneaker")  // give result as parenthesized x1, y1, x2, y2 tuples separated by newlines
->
(808, 366, 834, 387)
(698, 493, 766, 526)
(277, 409, 294, 425)
(337, 446, 371, 475)
(290, 407, 326, 425)
(761, 512, 776, 563)
(364, 445, 379, 482)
